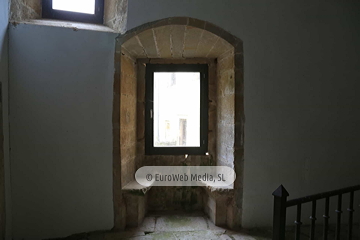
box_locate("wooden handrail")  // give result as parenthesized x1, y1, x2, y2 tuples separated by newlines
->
(286, 185, 360, 207)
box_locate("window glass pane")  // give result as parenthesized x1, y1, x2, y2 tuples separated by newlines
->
(153, 72, 200, 147)
(52, 0, 95, 14)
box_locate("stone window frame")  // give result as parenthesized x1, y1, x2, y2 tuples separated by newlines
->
(10, 0, 128, 33)
(41, 0, 105, 24)
(144, 63, 209, 155)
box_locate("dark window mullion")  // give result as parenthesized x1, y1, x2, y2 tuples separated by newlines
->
(200, 69, 209, 153)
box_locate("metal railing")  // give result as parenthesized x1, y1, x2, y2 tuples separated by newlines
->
(272, 184, 360, 240)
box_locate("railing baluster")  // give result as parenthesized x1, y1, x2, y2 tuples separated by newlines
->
(272, 185, 289, 240)
(273, 185, 360, 240)
(347, 191, 354, 240)
(310, 200, 317, 240)
(295, 203, 302, 240)
(323, 197, 330, 240)
(335, 194, 342, 240)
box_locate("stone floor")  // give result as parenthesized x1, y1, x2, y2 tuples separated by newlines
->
(283, 224, 360, 240)
(115, 212, 271, 240)
(62, 212, 271, 240)
(60, 212, 359, 240)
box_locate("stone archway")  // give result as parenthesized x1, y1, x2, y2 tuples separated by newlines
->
(112, 17, 244, 230)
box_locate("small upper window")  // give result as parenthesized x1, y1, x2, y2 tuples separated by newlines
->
(52, 0, 95, 14)
(42, 0, 104, 24)
(145, 64, 209, 155)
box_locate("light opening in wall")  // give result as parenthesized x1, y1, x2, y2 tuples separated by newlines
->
(52, 0, 95, 14)
(153, 72, 200, 147)
(145, 64, 209, 155)
(42, 0, 104, 24)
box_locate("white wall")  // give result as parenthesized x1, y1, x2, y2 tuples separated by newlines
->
(9, 24, 117, 238)
(127, 0, 360, 227)
(0, 0, 11, 238)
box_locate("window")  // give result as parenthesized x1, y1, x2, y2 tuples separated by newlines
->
(145, 64, 208, 155)
(42, 0, 104, 24)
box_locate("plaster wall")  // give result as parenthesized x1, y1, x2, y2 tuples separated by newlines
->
(127, 0, 360, 227)
(0, 0, 11, 238)
(9, 24, 117, 238)
(6, 1, 360, 237)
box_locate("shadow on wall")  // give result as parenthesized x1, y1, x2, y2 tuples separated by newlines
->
(0, 19, 9, 239)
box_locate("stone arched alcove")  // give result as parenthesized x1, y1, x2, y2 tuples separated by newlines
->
(112, 17, 244, 230)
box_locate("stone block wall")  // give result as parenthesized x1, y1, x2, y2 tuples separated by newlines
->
(123, 194, 147, 227)
(104, 0, 128, 33)
(143, 155, 211, 212)
(10, 0, 41, 22)
(148, 186, 203, 212)
(203, 190, 231, 226)
(216, 50, 235, 168)
(202, 48, 238, 229)
(120, 50, 137, 188)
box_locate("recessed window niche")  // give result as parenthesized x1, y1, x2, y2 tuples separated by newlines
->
(112, 17, 244, 230)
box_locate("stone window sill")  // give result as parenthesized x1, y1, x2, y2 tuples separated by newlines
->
(122, 181, 152, 195)
(11, 19, 116, 33)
